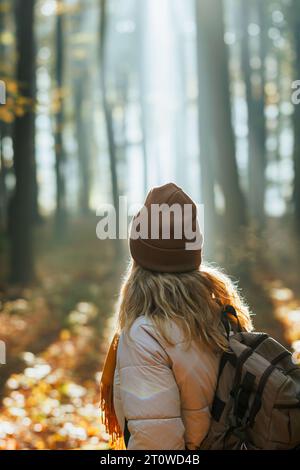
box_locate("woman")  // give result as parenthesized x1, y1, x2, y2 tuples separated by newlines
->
(100, 183, 252, 450)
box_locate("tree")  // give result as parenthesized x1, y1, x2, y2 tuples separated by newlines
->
(0, 1, 16, 230)
(256, 0, 268, 196)
(99, 0, 119, 216)
(8, 0, 36, 283)
(54, 0, 67, 235)
(240, 0, 267, 229)
(136, 0, 148, 194)
(74, 76, 92, 215)
(69, 3, 95, 216)
(0, 0, 7, 229)
(0, 126, 6, 230)
(195, 0, 218, 258)
(195, 0, 247, 243)
(171, 1, 189, 191)
(292, 0, 300, 226)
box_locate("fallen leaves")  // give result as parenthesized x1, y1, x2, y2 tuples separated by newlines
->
(0, 310, 110, 450)
(267, 280, 300, 362)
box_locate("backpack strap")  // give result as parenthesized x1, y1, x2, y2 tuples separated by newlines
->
(248, 350, 291, 427)
(211, 352, 237, 422)
(234, 371, 256, 426)
(230, 334, 269, 430)
(231, 333, 269, 394)
(223, 371, 256, 447)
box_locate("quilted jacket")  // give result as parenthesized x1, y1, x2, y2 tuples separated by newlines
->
(113, 315, 220, 450)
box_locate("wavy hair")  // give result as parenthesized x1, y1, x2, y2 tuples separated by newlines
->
(117, 262, 253, 352)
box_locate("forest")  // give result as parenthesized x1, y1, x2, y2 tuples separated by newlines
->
(0, 0, 300, 450)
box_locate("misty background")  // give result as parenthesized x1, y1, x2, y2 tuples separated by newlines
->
(0, 0, 300, 450)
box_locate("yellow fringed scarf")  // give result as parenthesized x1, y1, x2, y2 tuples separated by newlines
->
(99, 333, 126, 450)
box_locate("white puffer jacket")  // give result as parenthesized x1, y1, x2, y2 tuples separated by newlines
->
(113, 315, 220, 450)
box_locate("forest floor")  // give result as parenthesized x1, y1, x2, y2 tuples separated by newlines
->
(0, 216, 299, 449)
(0, 218, 125, 449)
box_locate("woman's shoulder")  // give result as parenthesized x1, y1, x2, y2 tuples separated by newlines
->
(117, 316, 171, 367)
(123, 314, 183, 345)
(122, 315, 213, 354)
(118, 315, 220, 380)
(120, 315, 161, 348)
(119, 314, 219, 375)
(128, 314, 152, 332)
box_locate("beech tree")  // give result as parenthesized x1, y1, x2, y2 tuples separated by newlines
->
(8, 0, 36, 284)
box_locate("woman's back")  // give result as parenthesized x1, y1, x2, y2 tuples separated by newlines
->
(100, 183, 252, 450)
(114, 315, 220, 450)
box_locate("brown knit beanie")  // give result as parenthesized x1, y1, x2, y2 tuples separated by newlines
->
(129, 183, 203, 273)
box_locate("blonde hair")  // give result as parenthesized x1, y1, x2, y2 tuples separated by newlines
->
(117, 262, 253, 352)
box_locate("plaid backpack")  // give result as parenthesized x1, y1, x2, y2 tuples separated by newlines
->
(200, 306, 300, 450)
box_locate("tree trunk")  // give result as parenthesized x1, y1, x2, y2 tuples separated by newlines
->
(136, 0, 148, 194)
(32, 149, 40, 223)
(0, 128, 6, 230)
(54, 1, 67, 235)
(172, 3, 188, 191)
(293, 0, 300, 226)
(74, 78, 91, 215)
(99, 0, 119, 216)
(0, 3, 6, 229)
(196, 0, 247, 240)
(8, 0, 36, 284)
(256, 0, 267, 196)
(195, 0, 218, 258)
(240, 0, 266, 229)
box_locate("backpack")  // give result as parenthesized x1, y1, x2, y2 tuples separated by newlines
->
(200, 305, 300, 450)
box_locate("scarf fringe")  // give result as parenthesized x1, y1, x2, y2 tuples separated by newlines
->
(100, 386, 125, 449)
(99, 334, 125, 450)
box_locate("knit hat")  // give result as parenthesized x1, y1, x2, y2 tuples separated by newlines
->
(129, 183, 203, 273)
